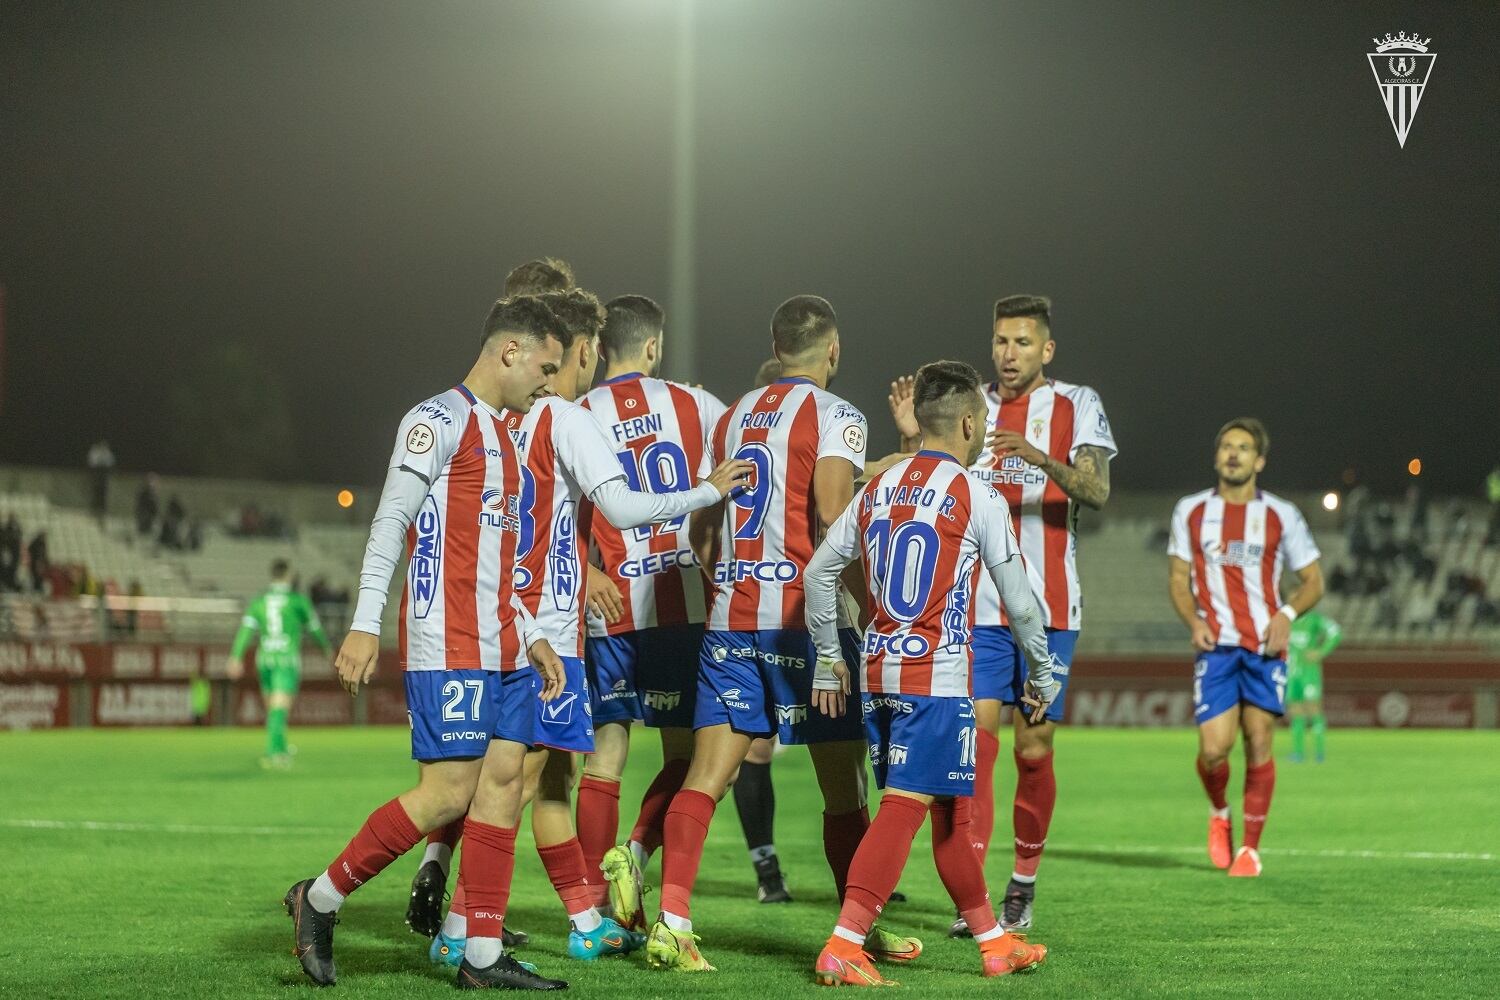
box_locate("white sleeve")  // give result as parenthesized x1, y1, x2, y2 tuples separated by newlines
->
(1281, 505, 1321, 571)
(806, 500, 862, 683)
(818, 399, 868, 470)
(1068, 386, 1118, 461)
(510, 592, 546, 649)
(589, 477, 721, 529)
(350, 464, 432, 635)
(350, 401, 462, 635)
(974, 481, 1021, 570)
(989, 555, 1055, 688)
(1167, 499, 1193, 561)
(555, 404, 632, 497)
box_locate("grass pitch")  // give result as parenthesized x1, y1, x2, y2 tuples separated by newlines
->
(1, 726, 1495, 998)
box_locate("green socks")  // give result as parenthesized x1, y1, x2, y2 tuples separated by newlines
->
(1312, 715, 1326, 759)
(268, 706, 289, 756)
(1290, 716, 1306, 757)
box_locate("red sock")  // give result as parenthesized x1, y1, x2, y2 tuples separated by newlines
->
(458, 820, 517, 939)
(822, 806, 870, 901)
(630, 758, 690, 857)
(972, 729, 1000, 866)
(450, 875, 467, 918)
(658, 788, 716, 920)
(536, 837, 596, 917)
(835, 795, 927, 938)
(1013, 752, 1056, 879)
(931, 797, 998, 938)
(427, 814, 465, 850)
(576, 775, 621, 906)
(1242, 760, 1276, 849)
(1196, 756, 1230, 810)
(326, 798, 422, 896)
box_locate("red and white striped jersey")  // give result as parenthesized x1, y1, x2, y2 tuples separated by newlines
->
(969, 378, 1116, 631)
(822, 452, 1020, 697)
(390, 385, 530, 672)
(579, 374, 727, 636)
(1168, 489, 1320, 653)
(501, 396, 628, 659)
(707, 377, 868, 632)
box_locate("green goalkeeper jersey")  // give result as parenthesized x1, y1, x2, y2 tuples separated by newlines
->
(1286, 609, 1341, 679)
(230, 584, 331, 667)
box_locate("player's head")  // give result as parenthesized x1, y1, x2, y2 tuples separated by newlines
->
(503, 257, 576, 296)
(913, 360, 987, 466)
(1213, 417, 1269, 487)
(270, 558, 291, 583)
(480, 295, 569, 412)
(753, 357, 782, 388)
(539, 288, 606, 401)
(600, 295, 666, 376)
(771, 295, 840, 384)
(991, 294, 1055, 394)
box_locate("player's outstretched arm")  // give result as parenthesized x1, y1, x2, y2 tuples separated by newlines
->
(988, 555, 1059, 724)
(988, 433, 1112, 509)
(586, 460, 752, 529)
(805, 512, 859, 719)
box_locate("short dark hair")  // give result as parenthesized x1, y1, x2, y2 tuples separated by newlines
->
(771, 295, 837, 357)
(270, 558, 290, 579)
(913, 360, 983, 433)
(483, 295, 567, 349)
(993, 294, 1052, 332)
(504, 257, 575, 296)
(1215, 417, 1270, 456)
(540, 289, 605, 348)
(600, 295, 664, 360)
(754, 357, 782, 388)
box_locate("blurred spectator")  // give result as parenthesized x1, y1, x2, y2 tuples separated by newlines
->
(0, 514, 21, 592)
(26, 530, 49, 593)
(87, 439, 115, 519)
(1403, 587, 1437, 633)
(126, 579, 143, 635)
(160, 496, 186, 550)
(1487, 465, 1500, 547)
(135, 475, 161, 537)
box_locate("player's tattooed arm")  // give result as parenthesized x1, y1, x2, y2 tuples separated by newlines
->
(1037, 444, 1111, 509)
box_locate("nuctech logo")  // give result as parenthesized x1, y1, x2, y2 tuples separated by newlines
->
(1367, 32, 1435, 148)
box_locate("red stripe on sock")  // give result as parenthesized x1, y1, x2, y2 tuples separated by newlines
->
(836, 794, 927, 937)
(631, 758, 690, 856)
(1197, 756, 1230, 811)
(576, 775, 622, 907)
(822, 806, 870, 901)
(327, 798, 422, 896)
(458, 820, 517, 939)
(1242, 760, 1276, 849)
(1013, 751, 1056, 878)
(659, 788, 717, 920)
(537, 837, 595, 917)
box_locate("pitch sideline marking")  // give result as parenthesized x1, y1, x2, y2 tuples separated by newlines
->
(2, 818, 1493, 862)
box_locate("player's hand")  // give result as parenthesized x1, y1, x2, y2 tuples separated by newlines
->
(987, 429, 1046, 467)
(1021, 677, 1060, 725)
(888, 375, 919, 442)
(1262, 611, 1293, 659)
(334, 630, 381, 696)
(1189, 618, 1216, 652)
(812, 658, 851, 719)
(224, 656, 244, 682)
(702, 459, 755, 499)
(586, 565, 624, 624)
(530, 639, 565, 702)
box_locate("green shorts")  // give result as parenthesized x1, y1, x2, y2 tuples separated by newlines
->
(258, 659, 302, 697)
(1285, 663, 1322, 703)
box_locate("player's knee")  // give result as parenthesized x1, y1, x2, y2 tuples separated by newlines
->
(745, 738, 774, 765)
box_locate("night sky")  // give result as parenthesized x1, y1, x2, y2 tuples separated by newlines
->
(2, 1, 1496, 495)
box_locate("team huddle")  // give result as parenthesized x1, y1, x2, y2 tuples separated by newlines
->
(276, 257, 1324, 990)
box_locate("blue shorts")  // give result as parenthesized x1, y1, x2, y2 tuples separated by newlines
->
(495, 666, 542, 747)
(972, 626, 1078, 722)
(585, 623, 703, 729)
(695, 628, 865, 744)
(863, 693, 978, 797)
(1194, 645, 1287, 722)
(532, 656, 594, 753)
(405, 669, 498, 761)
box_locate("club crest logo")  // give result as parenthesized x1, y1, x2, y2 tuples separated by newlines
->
(1367, 32, 1435, 148)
